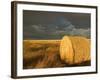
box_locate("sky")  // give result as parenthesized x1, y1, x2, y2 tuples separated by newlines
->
(23, 10, 91, 40)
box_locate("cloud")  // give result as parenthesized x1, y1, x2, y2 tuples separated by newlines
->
(24, 18, 90, 39)
(31, 25, 45, 33)
(70, 28, 90, 38)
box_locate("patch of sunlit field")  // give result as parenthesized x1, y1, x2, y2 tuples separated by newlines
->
(23, 37, 91, 69)
(23, 40, 65, 69)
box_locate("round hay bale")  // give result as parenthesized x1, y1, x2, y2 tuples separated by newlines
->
(60, 36, 90, 65)
(60, 36, 74, 65)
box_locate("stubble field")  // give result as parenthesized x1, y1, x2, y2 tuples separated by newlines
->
(23, 38, 90, 69)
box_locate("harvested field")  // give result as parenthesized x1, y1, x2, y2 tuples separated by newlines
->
(23, 37, 91, 69)
(23, 40, 66, 69)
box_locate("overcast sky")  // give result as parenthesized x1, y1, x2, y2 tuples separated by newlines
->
(23, 10, 91, 40)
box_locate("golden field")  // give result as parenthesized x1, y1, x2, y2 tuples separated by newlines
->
(23, 38, 90, 69)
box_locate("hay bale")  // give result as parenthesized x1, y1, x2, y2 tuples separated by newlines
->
(60, 36, 90, 65)
(60, 36, 74, 65)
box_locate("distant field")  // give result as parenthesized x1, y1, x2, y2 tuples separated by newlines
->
(23, 39, 90, 69)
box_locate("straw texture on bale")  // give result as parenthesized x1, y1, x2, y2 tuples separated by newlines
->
(60, 36, 90, 65)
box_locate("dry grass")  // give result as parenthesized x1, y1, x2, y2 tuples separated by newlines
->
(23, 40, 67, 69)
(23, 37, 91, 69)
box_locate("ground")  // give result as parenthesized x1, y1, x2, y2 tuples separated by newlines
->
(23, 40, 90, 69)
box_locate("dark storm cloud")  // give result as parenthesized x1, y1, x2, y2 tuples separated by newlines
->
(23, 10, 91, 39)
